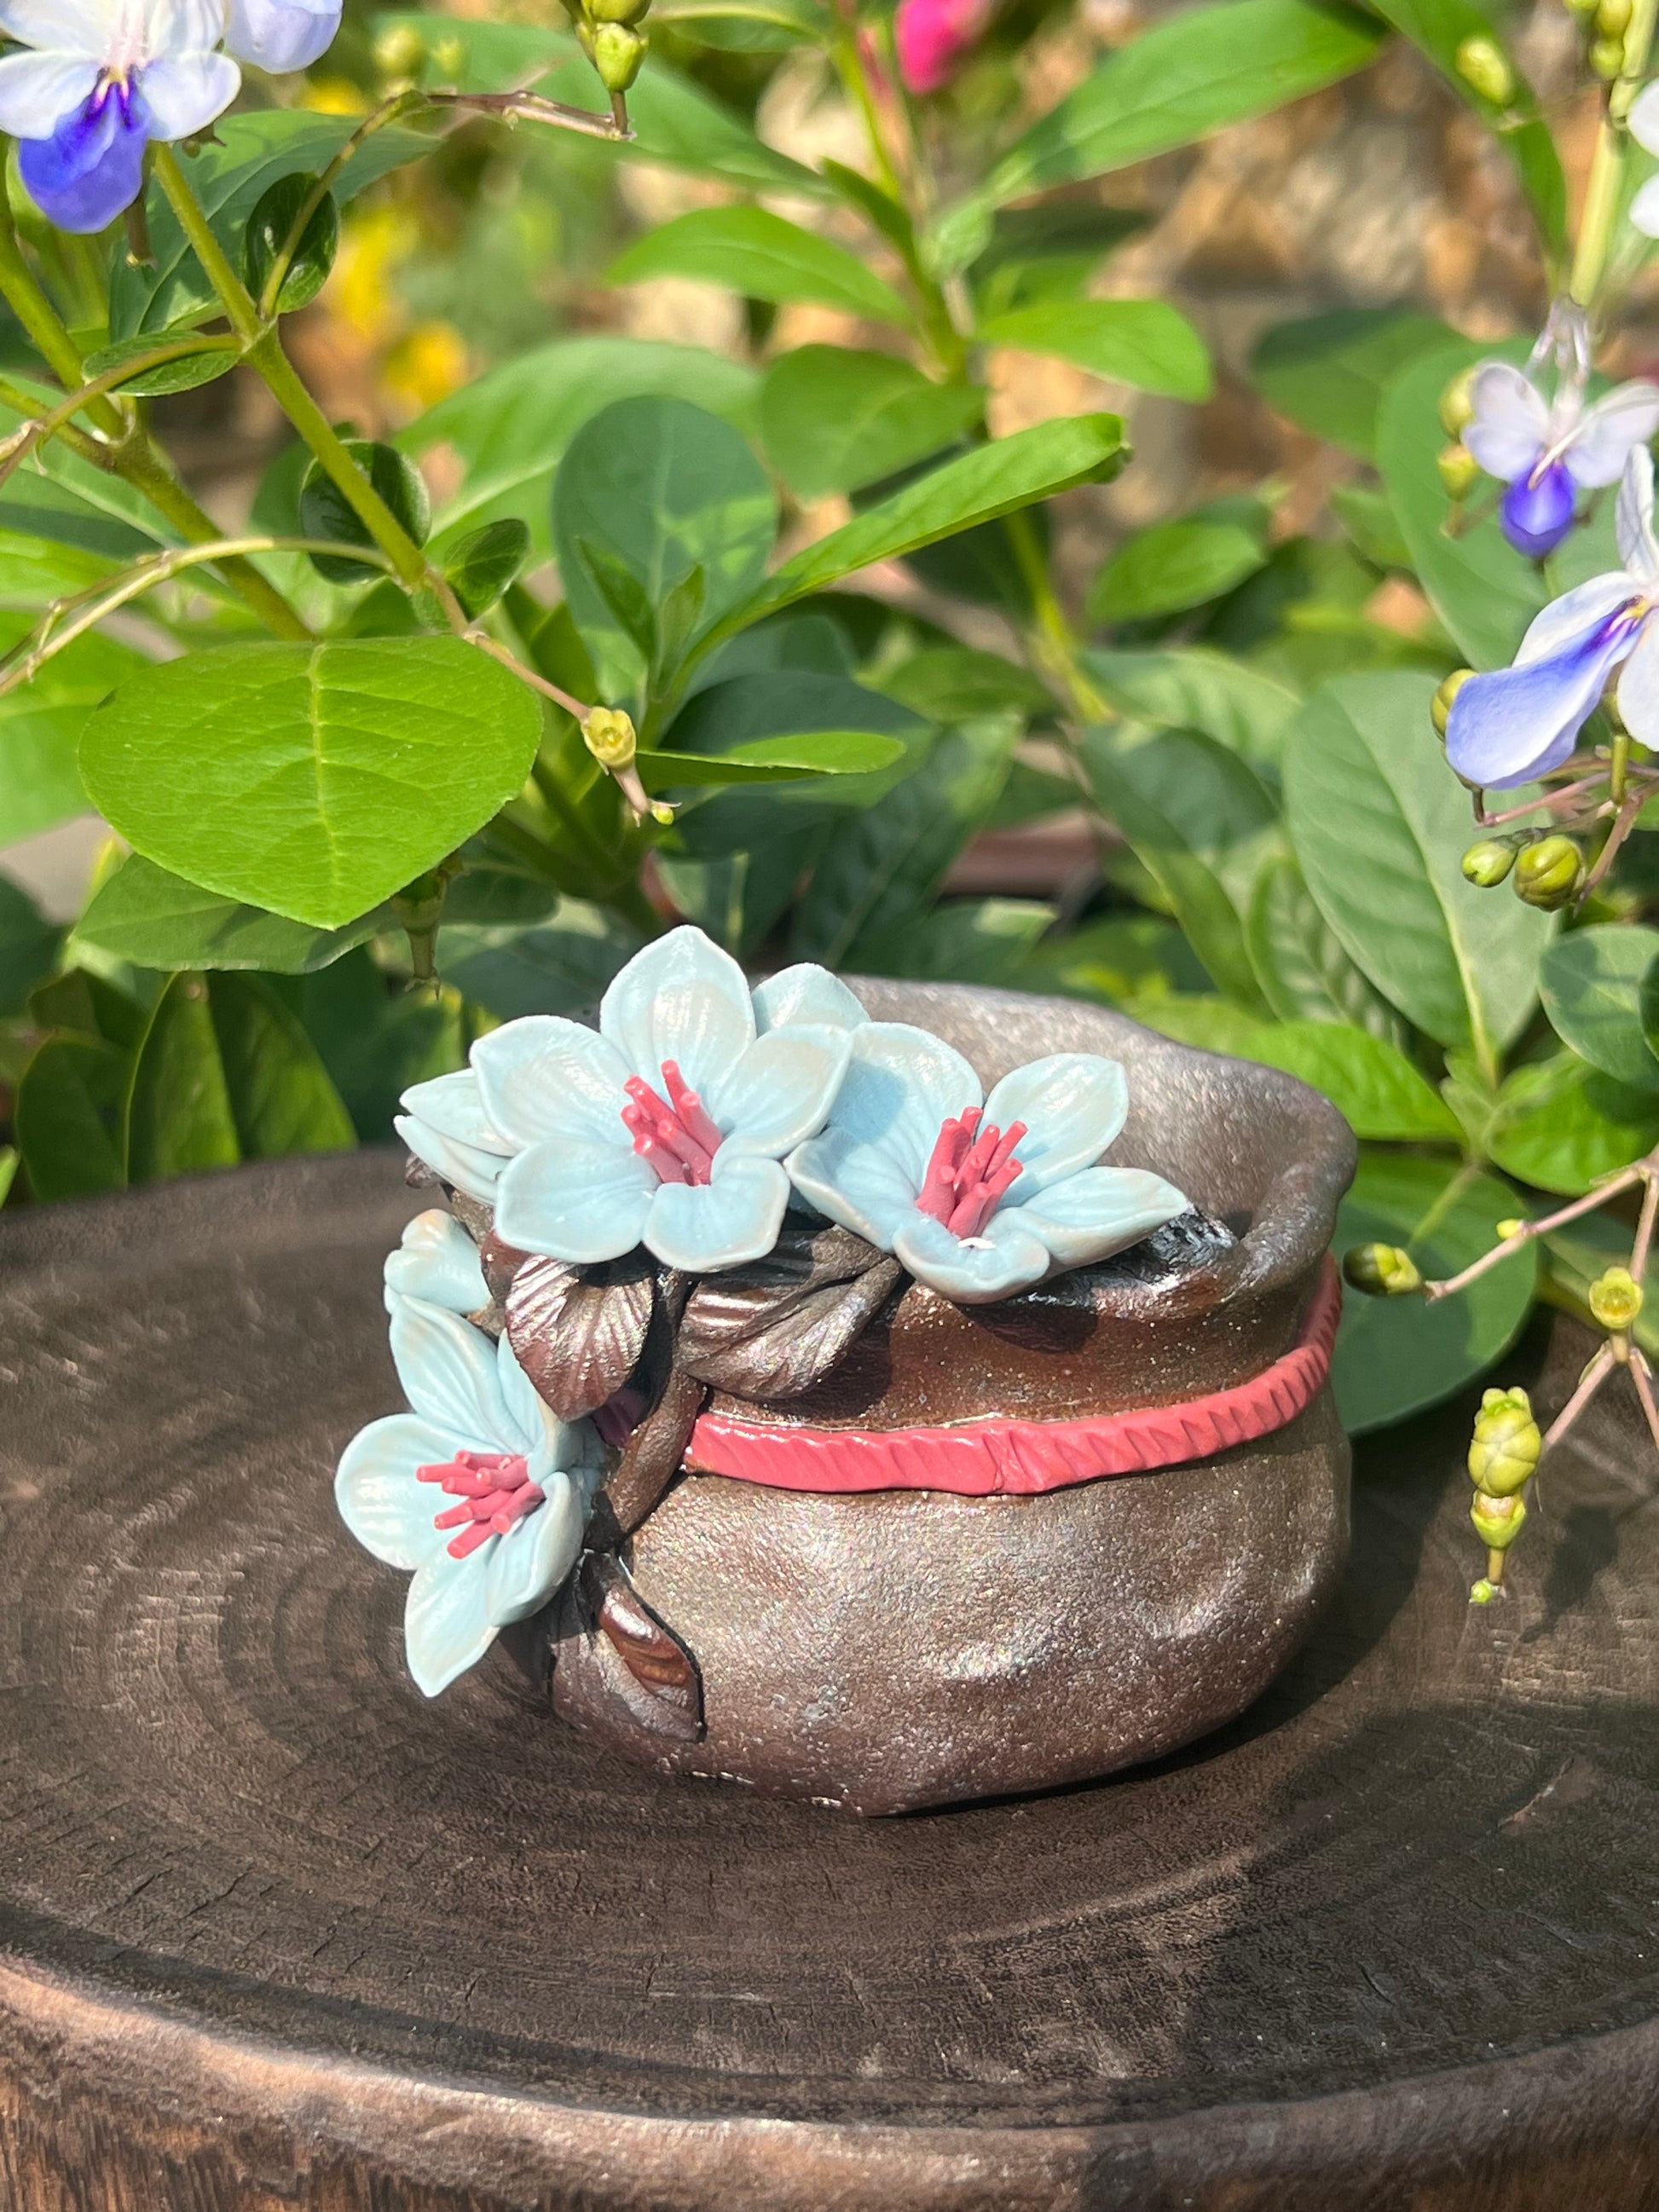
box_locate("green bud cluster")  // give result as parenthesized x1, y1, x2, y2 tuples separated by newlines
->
(571, 0, 650, 93)
(1431, 667, 1474, 737)
(1343, 1243, 1423, 1297)
(1466, 1385, 1543, 1602)
(1512, 833, 1584, 910)
(1437, 441, 1480, 500)
(1461, 836, 1518, 887)
(1589, 1264, 1644, 1331)
(1455, 32, 1516, 101)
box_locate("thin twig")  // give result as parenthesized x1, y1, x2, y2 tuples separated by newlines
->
(259, 90, 426, 320)
(1580, 783, 1650, 901)
(1476, 771, 1613, 828)
(1424, 1162, 1651, 1303)
(1541, 1341, 1618, 1453)
(429, 88, 633, 141)
(1630, 1348, 1659, 1456)
(465, 627, 589, 720)
(1632, 1166, 1659, 1287)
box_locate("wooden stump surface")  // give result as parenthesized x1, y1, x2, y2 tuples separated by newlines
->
(0, 1150, 1657, 2210)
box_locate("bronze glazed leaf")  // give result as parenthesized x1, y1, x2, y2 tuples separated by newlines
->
(679, 1224, 902, 1398)
(506, 1250, 656, 1421)
(574, 1552, 704, 1743)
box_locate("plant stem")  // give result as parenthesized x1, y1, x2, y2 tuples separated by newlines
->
(1570, 0, 1659, 306)
(1425, 1164, 1650, 1302)
(1632, 1164, 1659, 1284)
(0, 193, 122, 436)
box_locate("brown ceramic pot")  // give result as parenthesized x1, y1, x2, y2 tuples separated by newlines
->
(537, 981, 1357, 1816)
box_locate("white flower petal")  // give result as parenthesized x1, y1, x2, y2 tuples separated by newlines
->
(892, 1209, 1051, 1304)
(1617, 616, 1659, 746)
(753, 963, 868, 1034)
(0, 50, 99, 134)
(823, 1022, 981, 1186)
(389, 1297, 512, 1443)
(1564, 381, 1659, 488)
(1515, 569, 1642, 665)
(393, 1117, 508, 1204)
(0, 0, 112, 55)
(1619, 445, 1659, 587)
(1632, 173, 1659, 241)
(644, 1154, 789, 1271)
(335, 1413, 456, 1570)
(383, 1210, 488, 1315)
(1463, 361, 1548, 484)
(785, 1127, 920, 1250)
(710, 1024, 852, 1158)
(400, 1068, 511, 1152)
(1014, 1165, 1190, 1269)
(493, 1137, 656, 1264)
(471, 1015, 634, 1151)
(1631, 78, 1659, 157)
(142, 0, 223, 58)
(483, 1470, 585, 1626)
(403, 1546, 498, 1696)
(136, 49, 238, 137)
(599, 925, 755, 1099)
(983, 1054, 1127, 1197)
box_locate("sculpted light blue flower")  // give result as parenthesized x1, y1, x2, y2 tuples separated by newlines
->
(1462, 303, 1659, 560)
(471, 928, 856, 1273)
(0, 0, 240, 231)
(787, 1023, 1189, 1304)
(382, 1208, 488, 1316)
(1447, 444, 1659, 791)
(336, 1293, 603, 1696)
(396, 1067, 517, 1204)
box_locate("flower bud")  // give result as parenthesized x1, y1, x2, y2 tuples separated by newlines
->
(1468, 1385, 1541, 1497)
(1495, 1217, 1525, 1241)
(1597, 0, 1633, 35)
(1343, 1242, 1423, 1297)
(1462, 837, 1516, 887)
(1437, 441, 1481, 500)
(1589, 1264, 1644, 1331)
(583, 706, 638, 767)
(1431, 667, 1475, 737)
(1513, 834, 1583, 909)
(591, 20, 647, 88)
(1438, 365, 1477, 438)
(1469, 1576, 1502, 1605)
(1471, 1488, 1528, 1551)
(1455, 33, 1515, 101)
(1592, 33, 1626, 73)
(587, 0, 651, 23)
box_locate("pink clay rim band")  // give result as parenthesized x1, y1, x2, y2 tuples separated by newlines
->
(685, 1255, 1344, 1499)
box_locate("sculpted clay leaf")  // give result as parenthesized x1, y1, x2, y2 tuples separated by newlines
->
(506, 1250, 656, 1420)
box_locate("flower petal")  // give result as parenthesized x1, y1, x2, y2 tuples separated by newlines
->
(1632, 172, 1659, 240)
(1013, 1165, 1190, 1269)
(1463, 361, 1547, 484)
(1564, 382, 1659, 488)
(143, 0, 227, 58)
(483, 1471, 586, 1627)
(0, 51, 98, 131)
(403, 1546, 497, 1697)
(493, 1137, 656, 1264)
(389, 1297, 511, 1443)
(786, 1126, 921, 1250)
(471, 1015, 634, 1151)
(710, 1024, 852, 1158)
(335, 1413, 455, 1570)
(494, 1326, 592, 1474)
(753, 963, 868, 1034)
(223, 0, 338, 71)
(392, 1117, 508, 1204)
(1631, 78, 1659, 157)
(17, 81, 145, 229)
(1514, 569, 1642, 665)
(1617, 616, 1659, 747)
(824, 1022, 981, 1184)
(599, 925, 755, 1098)
(1618, 444, 1659, 587)
(136, 49, 237, 137)
(644, 1154, 789, 1271)
(1448, 586, 1643, 790)
(400, 1068, 511, 1152)
(893, 1208, 1050, 1303)
(983, 1054, 1128, 1196)
(383, 1209, 488, 1316)
(0, 0, 111, 56)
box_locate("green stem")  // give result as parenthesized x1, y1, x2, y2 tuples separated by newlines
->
(1570, 0, 1659, 307)
(0, 193, 122, 435)
(258, 89, 424, 320)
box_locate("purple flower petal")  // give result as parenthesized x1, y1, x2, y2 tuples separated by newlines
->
(1500, 459, 1575, 557)
(1447, 601, 1644, 789)
(19, 78, 147, 231)
(224, 0, 340, 72)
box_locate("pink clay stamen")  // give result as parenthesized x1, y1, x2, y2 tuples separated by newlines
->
(916, 1112, 1027, 1240)
(415, 1451, 543, 1559)
(622, 1059, 724, 1186)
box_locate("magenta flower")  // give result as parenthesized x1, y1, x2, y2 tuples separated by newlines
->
(894, 0, 989, 95)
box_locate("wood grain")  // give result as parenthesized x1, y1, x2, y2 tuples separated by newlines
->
(0, 1150, 1656, 2208)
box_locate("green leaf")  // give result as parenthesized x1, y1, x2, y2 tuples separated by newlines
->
(243, 171, 340, 314)
(1014, 913, 1207, 1001)
(712, 413, 1125, 644)
(1250, 309, 1459, 459)
(126, 970, 354, 1181)
(299, 440, 430, 584)
(1330, 484, 1413, 571)
(14, 1032, 129, 1198)
(640, 730, 906, 787)
(0, 616, 142, 844)
(1246, 852, 1408, 1041)
(29, 966, 147, 1048)
(1539, 925, 1659, 1092)
(0, 875, 61, 1017)
(535, 49, 825, 195)
(1081, 724, 1280, 1013)
(1486, 1053, 1659, 1196)
(551, 396, 776, 698)
(1081, 644, 1298, 777)
(442, 518, 529, 619)
(0, 528, 125, 609)
(977, 299, 1212, 401)
(1376, 337, 1560, 671)
(608, 208, 910, 326)
(110, 112, 433, 338)
(858, 897, 1056, 984)
(73, 852, 388, 973)
(791, 717, 1019, 967)
(934, 0, 1385, 269)
(78, 639, 545, 929)
(372, 11, 566, 89)
(81, 332, 240, 399)
(656, 838, 823, 957)
(1283, 671, 1552, 1060)
(759, 348, 983, 502)
(1332, 1153, 1535, 1433)
(0, 374, 181, 558)
(276, 946, 460, 1141)
(1089, 503, 1268, 622)
(1365, 1, 1567, 257)
(0, 1146, 15, 1207)
(439, 904, 644, 1018)
(402, 338, 758, 555)
(882, 645, 1058, 724)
